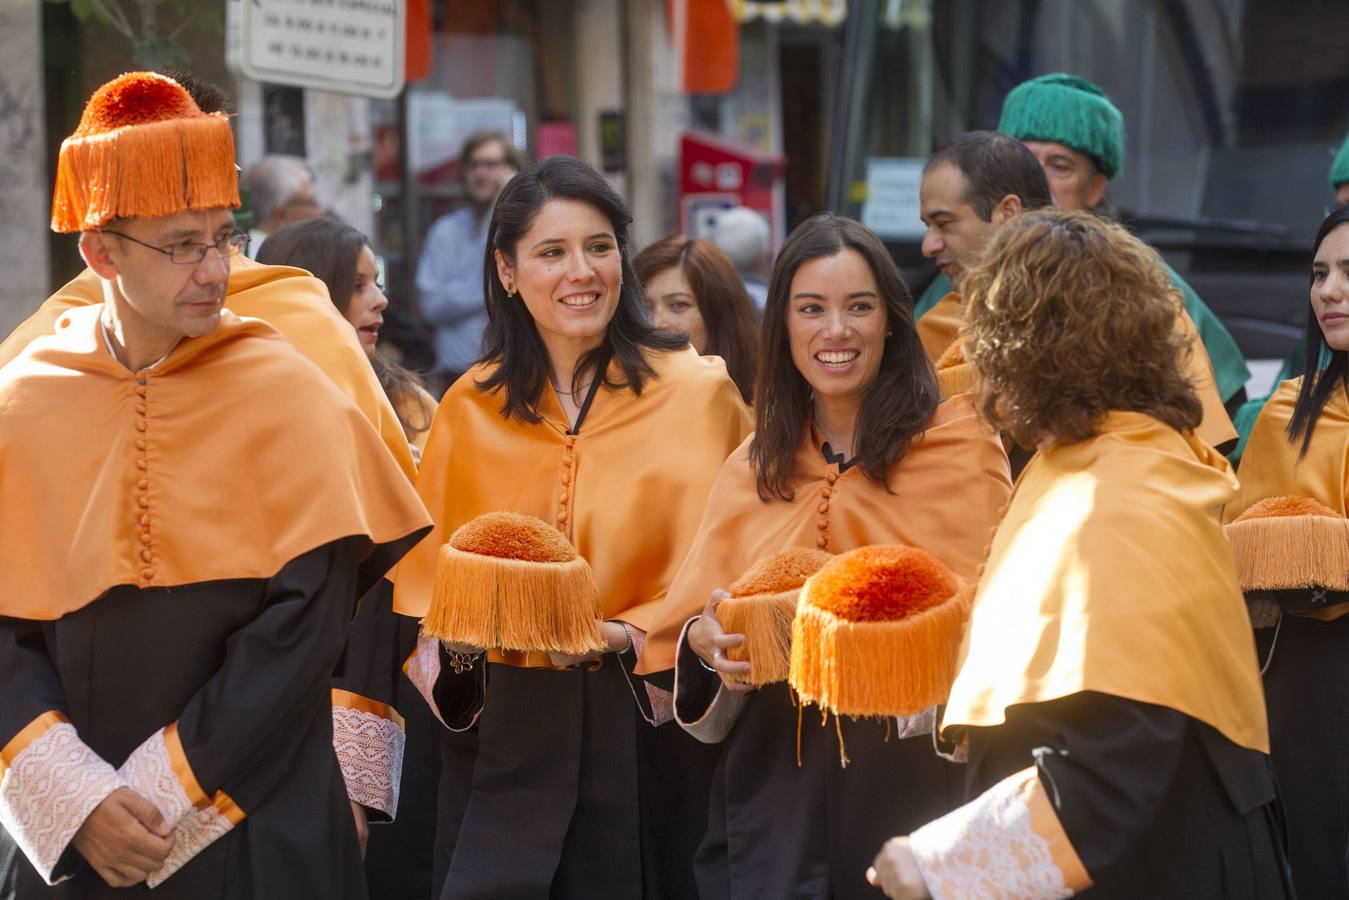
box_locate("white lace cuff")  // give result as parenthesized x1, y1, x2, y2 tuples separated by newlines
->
(893, 706, 937, 741)
(147, 792, 244, 888)
(674, 619, 747, 743)
(118, 727, 198, 828)
(116, 722, 244, 888)
(909, 765, 1091, 899)
(404, 633, 448, 728)
(0, 715, 125, 884)
(332, 690, 406, 818)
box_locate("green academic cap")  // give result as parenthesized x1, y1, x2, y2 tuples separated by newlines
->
(998, 73, 1124, 180)
(1332, 133, 1349, 191)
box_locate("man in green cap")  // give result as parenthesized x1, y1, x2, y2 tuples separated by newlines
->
(912, 73, 1251, 414)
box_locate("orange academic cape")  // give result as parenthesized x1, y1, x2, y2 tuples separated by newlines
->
(393, 346, 753, 667)
(0, 256, 416, 479)
(0, 306, 430, 891)
(941, 411, 1269, 754)
(916, 291, 1239, 449)
(1226, 377, 1348, 522)
(636, 393, 1014, 675)
(0, 306, 431, 621)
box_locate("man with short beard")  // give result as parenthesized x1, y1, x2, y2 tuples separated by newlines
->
(913, 74, 1251, 416)
(916, 130, 1238, 452)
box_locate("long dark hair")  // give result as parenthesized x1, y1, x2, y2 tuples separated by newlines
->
(477, 155, 686, 422)
(633, 235, 760, 403)
(1287, 205, 1349, 455)
(749, 214, 940, 501)
(256, 218, 433, 439)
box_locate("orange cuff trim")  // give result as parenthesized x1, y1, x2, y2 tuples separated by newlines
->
(1022, 768, 1093, 892)
(163, 722, 209, 810)
(210, 790, 245, 826)
(0, 711, 69, 778)
(332, 689, 406, 731)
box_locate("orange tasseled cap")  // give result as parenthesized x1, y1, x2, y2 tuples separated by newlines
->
(51, 72, 239, 233)
(1225, 495, 1349, 592)
(790, 544, 972, 721)
(424, 512, 606, 655)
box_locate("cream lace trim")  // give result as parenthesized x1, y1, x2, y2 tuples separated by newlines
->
(0, 723, 124, 883)
(333, 706, 405, 817)
(910, 769, 1074, 900)
(894, 706, 937, 741)
(147, 803, 236, 888)
(118, 730, 195, 827)
(405, 633, 447, 728)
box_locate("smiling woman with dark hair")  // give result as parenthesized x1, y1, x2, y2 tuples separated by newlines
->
(392, 155, 751, 899)
(636, 214, 1011, 899)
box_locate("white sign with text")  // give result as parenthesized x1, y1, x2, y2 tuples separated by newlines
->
(229, 0, 405, 98)
(860, 157, 926, 240)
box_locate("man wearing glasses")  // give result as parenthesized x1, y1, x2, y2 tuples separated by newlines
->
(0, 72, 430, 897)
(415, 130, 527, 388)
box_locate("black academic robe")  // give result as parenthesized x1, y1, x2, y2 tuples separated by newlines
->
(675, 644, 962, 900)
(426, 649, 714, 900)
(0, 536, 415, 899)
(1255, 597, 1349, 899)
(962, 691, 1291, 899)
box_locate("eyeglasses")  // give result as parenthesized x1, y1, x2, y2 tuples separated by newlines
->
(100, 229, 250, 264)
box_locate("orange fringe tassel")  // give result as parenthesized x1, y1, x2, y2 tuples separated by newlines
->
(51, 115, 239, 232)
(422, 545, 607, 655)
(789, 582, 972, 719)
(718, 590, 798, 685)
(1226, 512, 1349, 592)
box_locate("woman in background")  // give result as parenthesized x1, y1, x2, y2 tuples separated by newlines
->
(258, 217, 442, 899)
(635, 235, 760, 404)
(258, 218, 436, 457)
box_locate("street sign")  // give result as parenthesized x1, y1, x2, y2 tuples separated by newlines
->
(227, 0, 406, 99)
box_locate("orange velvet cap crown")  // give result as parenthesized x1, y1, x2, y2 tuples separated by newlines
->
(51, 72, 240, 233)
(790, 544, 972, 719)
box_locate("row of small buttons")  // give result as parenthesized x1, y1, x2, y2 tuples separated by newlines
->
(815, 470, 840, 549)
(135, 377, 154, 581)
(556, 435, 577, 531)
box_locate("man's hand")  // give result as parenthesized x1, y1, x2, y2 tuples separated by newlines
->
(350, 800, 369, 859)
(72, 787, 174, 887)
(686, 590, 754, 693)
(867, 836, 930, 899)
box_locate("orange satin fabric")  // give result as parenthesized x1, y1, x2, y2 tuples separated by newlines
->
(393, 346, 753, 667)
(1226, 378, 1348, 522)
(914, 291, 1238, 449)
(916, 292, 966, 363)
(0, 306, 430, 621)
(0, 256, 415, 479)
(942, 412, 1269, 753)
(636, 393, 1014, 675)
